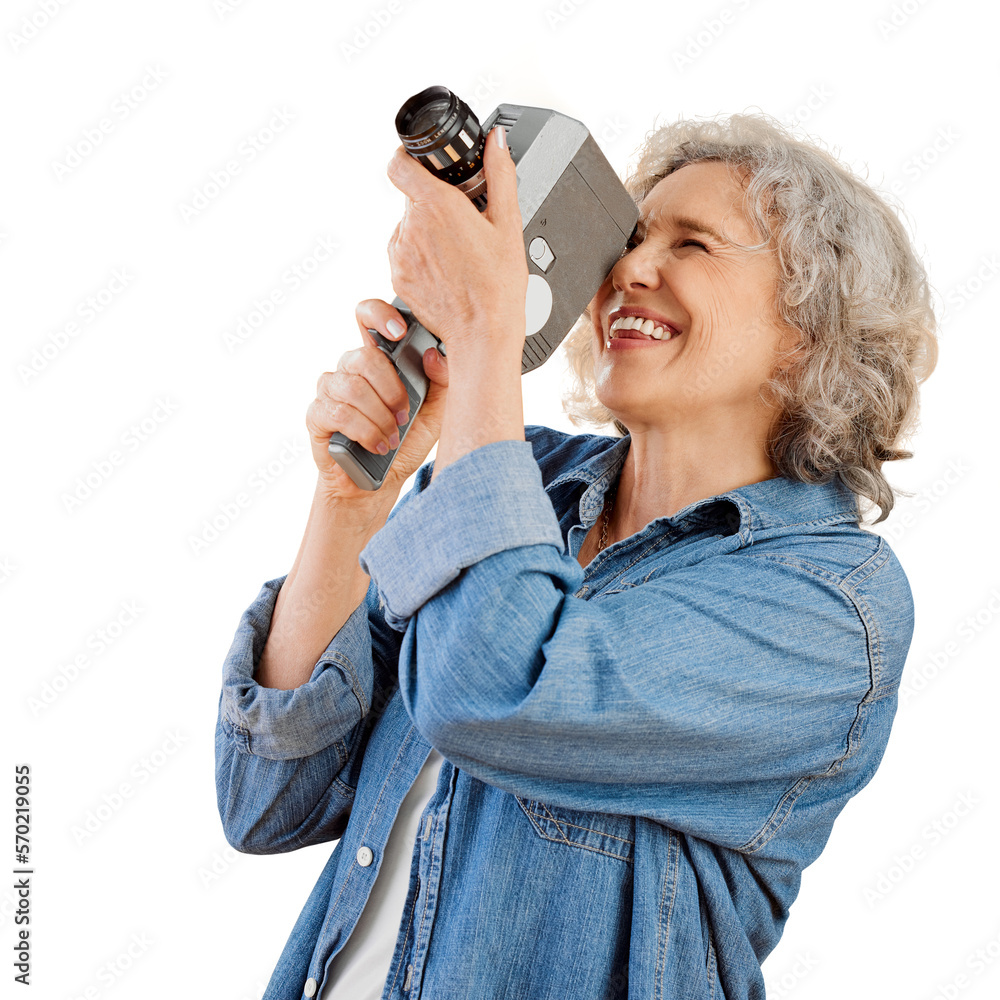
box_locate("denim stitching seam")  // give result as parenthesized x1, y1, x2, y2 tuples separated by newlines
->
(656, 831, 680, 1000)
(324, 727, 416, 921)
(517, 800, 633, 862)
(531, 812, 635, 845)
(740, 774, 815, 853)
(412, 812, 438, 968)
(385, 888, 418, 997)
(328, 650, 369, 716)
(533, 802, 633, 860)
(706, 933, 717, 999)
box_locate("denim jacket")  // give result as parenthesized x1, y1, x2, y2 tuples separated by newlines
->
(215, 425, 914, 1000)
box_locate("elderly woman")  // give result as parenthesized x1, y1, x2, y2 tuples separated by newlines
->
(215, 113, 937, 999)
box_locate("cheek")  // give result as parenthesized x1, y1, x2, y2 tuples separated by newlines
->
(587, 277, 613, 325)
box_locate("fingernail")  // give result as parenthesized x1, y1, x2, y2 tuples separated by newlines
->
(389, 431, 400, 449)
(494, 126, 507, 149)
(386, 318, 405, 339)
(376, 441, 389, 455)
(396, 409, 409, 426)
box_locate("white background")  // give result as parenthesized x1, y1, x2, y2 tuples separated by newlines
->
(3, 0, 998, 997)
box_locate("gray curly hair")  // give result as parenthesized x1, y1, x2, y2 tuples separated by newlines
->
(562, 113, 938, 523)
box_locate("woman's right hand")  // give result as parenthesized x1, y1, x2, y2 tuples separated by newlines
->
(307, 298, 450, 502)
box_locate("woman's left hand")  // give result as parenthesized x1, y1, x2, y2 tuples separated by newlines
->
(384, 126, 528, 360)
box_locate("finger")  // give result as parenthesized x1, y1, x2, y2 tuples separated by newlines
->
(314, 371, 402, 454)
(309, 394, 397, 457)
(385, 144, 462, 204)
(422, 347, 449, 387)
(355, 297, 408, 341)
(482, 126, 521, 230)
(334, 348, 411, 424)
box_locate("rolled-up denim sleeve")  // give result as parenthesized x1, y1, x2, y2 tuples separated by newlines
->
(358, 440, 568, 629)
(219, 575, 381, 760)
(215, 574, 400, 853)
(358, 439, 914, 852)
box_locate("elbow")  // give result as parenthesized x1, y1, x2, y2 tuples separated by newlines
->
(408, 696, 484, 767)
(214, 729, 291, 856)
(219, 815, 286, 856)
(216, 789, 286, 856)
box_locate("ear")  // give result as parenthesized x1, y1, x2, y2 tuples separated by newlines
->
(772, 325, 806, 372)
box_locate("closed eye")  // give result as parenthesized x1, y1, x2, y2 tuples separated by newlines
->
(619, 234, 711, 259)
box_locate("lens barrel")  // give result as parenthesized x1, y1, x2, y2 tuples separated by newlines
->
(395, 86, 487, 208)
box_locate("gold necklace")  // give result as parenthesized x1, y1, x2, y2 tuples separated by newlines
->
(598, 481, 618, 553)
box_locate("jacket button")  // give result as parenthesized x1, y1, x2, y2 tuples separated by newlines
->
(304, 978, 318, 997)
(356, 845, 374, 867)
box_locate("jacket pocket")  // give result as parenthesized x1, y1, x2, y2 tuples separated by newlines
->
(515, 796, 635, 863)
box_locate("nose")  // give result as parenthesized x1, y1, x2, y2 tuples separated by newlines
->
(611, 242, 662, 293)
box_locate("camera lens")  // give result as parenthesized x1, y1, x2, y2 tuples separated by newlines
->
(395, 86, 487, 208)
(405, 98, 452, 136)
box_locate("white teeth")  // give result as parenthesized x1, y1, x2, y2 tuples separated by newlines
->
(608, 315, 673, 341)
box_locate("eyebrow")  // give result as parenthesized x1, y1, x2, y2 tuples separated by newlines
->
(637, 212, 730, 245)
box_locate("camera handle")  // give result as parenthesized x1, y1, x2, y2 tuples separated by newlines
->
(327, 297, 443, 491)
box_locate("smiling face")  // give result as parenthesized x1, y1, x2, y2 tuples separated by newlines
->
(588, 160, 799, 435)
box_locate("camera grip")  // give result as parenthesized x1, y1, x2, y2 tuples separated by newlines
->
(327, 303, 442, 491)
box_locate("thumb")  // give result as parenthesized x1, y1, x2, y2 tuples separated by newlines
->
(483, 126, 520, 230)
(423, 346, 449, 387)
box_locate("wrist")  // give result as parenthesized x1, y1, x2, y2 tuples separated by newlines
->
(313, 476, 399, 534)
(439, 314, 526, 368)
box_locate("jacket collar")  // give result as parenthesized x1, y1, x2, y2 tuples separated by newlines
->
(548, 433, 860, 540)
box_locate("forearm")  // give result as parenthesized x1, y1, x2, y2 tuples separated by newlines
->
(255, 479, 398, 689)
(432, 335, 525, 480)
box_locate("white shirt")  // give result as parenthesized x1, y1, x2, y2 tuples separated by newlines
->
(322, 748, 445, 999)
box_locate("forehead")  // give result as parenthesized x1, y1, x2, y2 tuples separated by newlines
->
(638, 161, 758, 243)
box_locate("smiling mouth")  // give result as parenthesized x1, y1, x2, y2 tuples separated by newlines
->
(607, 314, 680, 342)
